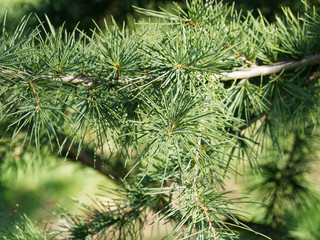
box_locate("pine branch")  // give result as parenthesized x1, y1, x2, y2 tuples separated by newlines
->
(2, 54, 319, 86)
(230, 56, 319, 137)
(214, 53, 320, 81)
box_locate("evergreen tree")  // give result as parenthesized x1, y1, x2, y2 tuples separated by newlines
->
(1, 0, 320, 239)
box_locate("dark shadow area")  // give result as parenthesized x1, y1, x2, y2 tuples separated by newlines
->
(1, 0, 183, 33)
(1, 0, 318, 34)
(223, 0, 320, 21)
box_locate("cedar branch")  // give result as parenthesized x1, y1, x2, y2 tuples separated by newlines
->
(1, 54, 319, 85)
(213, 53, 320, 81)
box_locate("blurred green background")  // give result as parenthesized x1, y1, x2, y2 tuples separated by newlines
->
(1, 0, 319, 33)
(0, 0, 320, 239)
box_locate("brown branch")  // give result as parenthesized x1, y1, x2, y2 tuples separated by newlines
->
(1, 53, 320, 85)
(213, 53, 320, 81)
(49, 53, 320, 83)
(29, 79, 40, 112)
(195, 197, 218, 240)
(236, 54, 256, 67)
(52, 75, 98, 84)
(230, 58, 320, 137)
(63, 142, 122, 183)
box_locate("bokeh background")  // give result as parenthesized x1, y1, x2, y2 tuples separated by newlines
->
(0, 1, 319, 239)
(1, 0, 319, 33)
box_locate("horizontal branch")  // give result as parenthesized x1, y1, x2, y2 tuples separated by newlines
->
(229, 56, 319, 138)
(0, 69, 99, 85)
(1, 53, 320, 85)
(53, 75, 97, 84)
(213, 53, 320, 81)
(45, 53, 320, 83)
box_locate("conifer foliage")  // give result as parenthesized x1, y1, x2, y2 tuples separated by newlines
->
(1, 0, 320, 239)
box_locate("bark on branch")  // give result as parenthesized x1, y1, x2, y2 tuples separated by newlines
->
(213, 53, 320, 81)
(2, 53, 319, 85)
(51, 53, 320, 83)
